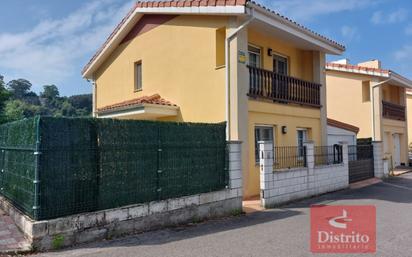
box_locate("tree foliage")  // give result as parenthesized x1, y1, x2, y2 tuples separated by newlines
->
(0, 75, 92, 124)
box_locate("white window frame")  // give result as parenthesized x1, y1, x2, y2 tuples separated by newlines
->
(134, 61, 142, 91)
(248, 44, 262, 68)
(296, 128, 308, 158)
(255, 125, 274, 164)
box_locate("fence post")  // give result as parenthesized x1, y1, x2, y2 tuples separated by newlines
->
(259, 141, 273, 208)
(33, 116, 41, 220)
(339, 141, 349, 165)
(304, 141, 315, 170)
(339, 141, 349, 185)
(372, 141, 385, 178)
(227, 141, 242, 197)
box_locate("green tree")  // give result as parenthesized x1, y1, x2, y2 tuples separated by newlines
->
(0, 76, 10, 123)
(7, 79, 32, 99)
(68, 94, 92, 113)
(4, 100, 43, 121)
(40, 85, 60, 100)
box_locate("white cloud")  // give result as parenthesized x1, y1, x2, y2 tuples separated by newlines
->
(263, 0, 377, 22)
(371, 9, 408, 24)
(341, 26, 360, 42)
(0, 0, 135, 91)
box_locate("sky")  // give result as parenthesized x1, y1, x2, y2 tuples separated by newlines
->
(0, 0, 411, 96)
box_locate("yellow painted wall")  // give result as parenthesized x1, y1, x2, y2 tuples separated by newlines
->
(244, 29, 321, 197)
(326, 71, 373, 139)
(245, 100, 321, 197)
(94, 15, 230, 123)
(327, 71, 409, 166)
(248, 29, 314, 81)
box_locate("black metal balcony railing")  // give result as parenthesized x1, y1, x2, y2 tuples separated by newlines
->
(382, 100, 405, 121)
(248, 66, 322, 108)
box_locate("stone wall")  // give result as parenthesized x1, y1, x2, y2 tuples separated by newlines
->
(0, 141, 243, 251)
(259, 141, 349, 208)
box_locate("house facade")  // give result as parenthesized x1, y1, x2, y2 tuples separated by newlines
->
(82, 0, 345, 199)
(326, 59, 412, 167)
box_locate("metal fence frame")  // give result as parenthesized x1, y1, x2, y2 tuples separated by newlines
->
(314, 145, 343, 166)
(0, 117, 228, 221)
(273, 146, 307, 170)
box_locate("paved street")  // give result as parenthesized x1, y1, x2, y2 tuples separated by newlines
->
(35, 173, 412, 257)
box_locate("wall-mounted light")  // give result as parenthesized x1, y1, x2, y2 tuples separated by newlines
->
(268, 48, 273, 57)
(282, 126, 287, 134)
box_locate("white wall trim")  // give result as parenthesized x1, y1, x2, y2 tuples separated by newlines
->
(136, 6, 246, 15)
(98, 104, 179, 119)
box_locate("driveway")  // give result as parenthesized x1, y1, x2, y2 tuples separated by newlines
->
(35, 173, 412, 257)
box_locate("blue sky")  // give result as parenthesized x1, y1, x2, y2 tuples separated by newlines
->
(0, 0, 411, 96)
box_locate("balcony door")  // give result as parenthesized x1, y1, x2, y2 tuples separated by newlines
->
(273, 54, 288, 75)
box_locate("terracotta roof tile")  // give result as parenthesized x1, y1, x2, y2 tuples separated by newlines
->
(327, 118, 360, 134)
(98, 94, 177, 113)
(326, 62, 390, 76)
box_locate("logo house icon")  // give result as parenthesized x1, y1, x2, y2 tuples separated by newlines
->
(328, 209, 352, 229)
(311, 205, 376, 253)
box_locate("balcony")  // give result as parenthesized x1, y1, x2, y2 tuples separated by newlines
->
(247, 66, 321, 108)
(382, 101, 405, 121)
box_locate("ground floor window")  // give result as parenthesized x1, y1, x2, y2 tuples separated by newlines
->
(297, 128, 308, 157)
(255, 126, 273, 163)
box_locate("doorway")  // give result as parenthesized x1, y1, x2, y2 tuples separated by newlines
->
(393, 134, 401, 167)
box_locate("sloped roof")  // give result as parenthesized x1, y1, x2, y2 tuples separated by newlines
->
(98, 94, 177, 113)
(327, 118, 360, 134)
(82, 0, 345, 78)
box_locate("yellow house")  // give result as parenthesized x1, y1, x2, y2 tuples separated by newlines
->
(82, 0, 345, 199)
(326, 59, 412, 168)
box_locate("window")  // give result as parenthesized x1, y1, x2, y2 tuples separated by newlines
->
(248, 45, 261, 68)
(362, 81, 370, 102)
(134, 61, 142, 91)
(255, 126, 273, 163)
(273, 54, 288, 75)
(297, 129, 308, 157)
(216, 27, 226, 67)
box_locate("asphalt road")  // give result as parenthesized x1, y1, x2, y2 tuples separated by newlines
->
(35, 173, 412, 257)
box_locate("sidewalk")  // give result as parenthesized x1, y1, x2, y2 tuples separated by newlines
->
(33, 173, 412, 257)
(0, 209, 31, 254)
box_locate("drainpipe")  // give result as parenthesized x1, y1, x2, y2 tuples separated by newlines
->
(87, 79, 97, 118)
(225, 9, 255, 140)
(372, 79, 391, 140)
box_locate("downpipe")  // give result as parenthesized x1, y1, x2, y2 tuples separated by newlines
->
(225, 9, 255, 140)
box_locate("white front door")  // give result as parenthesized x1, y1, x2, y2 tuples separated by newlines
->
(393, 134, 401, 167)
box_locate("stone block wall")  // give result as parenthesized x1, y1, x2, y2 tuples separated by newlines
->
(260, 141, 349, 208)
(0, 141, 243, 251)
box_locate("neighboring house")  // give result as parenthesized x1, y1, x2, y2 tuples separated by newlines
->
(326, 59, 412, 167)
(82, 0, 345, 199)
(327, 118, 359, 146)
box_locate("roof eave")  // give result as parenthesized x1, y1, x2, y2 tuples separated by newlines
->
(98, 103, 179, 117)
(325, 66, 390, 78)
(247, 2, 345, 55)
(83, 8, 143, 79)
(135, 5, 246, 15)
(390, 72, 412, 89)
(82, 6, 246, 79)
